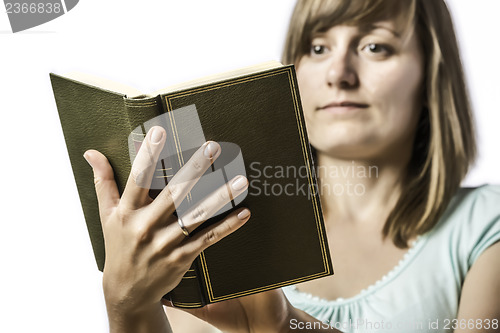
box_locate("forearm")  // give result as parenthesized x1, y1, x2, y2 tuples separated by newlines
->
(106, 301, 173, 333)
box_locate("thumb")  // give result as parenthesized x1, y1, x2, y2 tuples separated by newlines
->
(83, 149, 120, 221)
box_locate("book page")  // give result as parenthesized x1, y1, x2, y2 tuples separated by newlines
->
(59, 61, 283, 98)
(61, 71, 145, 97)
(152, 60, 283, 96)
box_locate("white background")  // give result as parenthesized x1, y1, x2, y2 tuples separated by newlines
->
(0, 1, 498, 332)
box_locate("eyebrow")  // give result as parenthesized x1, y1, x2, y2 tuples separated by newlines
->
(363, 24, 401, 38)
(310, 23, 403, 40)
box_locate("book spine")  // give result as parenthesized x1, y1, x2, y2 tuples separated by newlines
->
(166, 259, 208, 308)
(124, 94, 208, 308)
(124, 94, 163, 161)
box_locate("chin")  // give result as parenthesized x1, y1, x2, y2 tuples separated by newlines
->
(319, 146, 367, 160)
(311, 136, 381, 161)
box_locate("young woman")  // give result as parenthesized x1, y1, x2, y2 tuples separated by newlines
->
(83, 0, 500, 331)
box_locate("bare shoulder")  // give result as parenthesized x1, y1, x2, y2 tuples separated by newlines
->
(165, 306, 220, 333)
(456, 241, 500, 332)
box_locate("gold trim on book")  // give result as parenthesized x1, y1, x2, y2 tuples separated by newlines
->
(125, 104, 158, 108)
(166, 108, 193, 203)
(171, 301, 203, 307)
(205, 271, 328, 302)
(167, 111, 183, 169)
(288, 70, 330, 274)
(164, 66, 331, 304)
(171, 110, 193, 202)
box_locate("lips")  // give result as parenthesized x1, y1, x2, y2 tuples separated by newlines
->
(319, 101, 369, 109)
(317, 101, 369, 116)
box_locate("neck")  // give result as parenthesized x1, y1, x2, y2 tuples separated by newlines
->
(316, 152, 409, 230)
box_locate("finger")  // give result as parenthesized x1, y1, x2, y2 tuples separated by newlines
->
(151, 175, 248, 246)
(181, 208, 251, 259)
(121, 126, 166, 209)
(83, 150, 120, 221)
(171, 175, 248, 243)
(148, 141, 221, 221)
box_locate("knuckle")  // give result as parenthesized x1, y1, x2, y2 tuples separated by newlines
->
(167, 249, 181, 263)
(204, 229, 219, 245)
(150, 241, 164, 257)
(191, 158, 203, 171)
(93, 176, 102, 187)
(162, 184, 178, 202)
(191, 205, 208, 222)
(217, 188, 229, 202)
(131, 166, 145, 186)
(220, 219, 234, 235)
(169, 248, 189, 265)
(115, 207, 131, 224)
(133, 224, 152, 245)
(130, 166, 140, 181)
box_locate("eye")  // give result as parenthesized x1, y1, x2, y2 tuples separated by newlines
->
(362, 43, 392, 56)
(310, 44, 329, 56)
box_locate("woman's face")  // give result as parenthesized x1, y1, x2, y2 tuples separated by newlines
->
(296, 20, 424, 162)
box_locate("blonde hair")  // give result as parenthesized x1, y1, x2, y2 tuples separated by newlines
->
(282, 0, 476, 248)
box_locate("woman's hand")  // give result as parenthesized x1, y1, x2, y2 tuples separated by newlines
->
(84, 126, 250, 332)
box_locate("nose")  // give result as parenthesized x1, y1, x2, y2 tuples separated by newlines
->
(326, 51, 358, 89)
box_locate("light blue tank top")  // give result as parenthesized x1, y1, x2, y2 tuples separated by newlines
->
(283, 185, 500, 332)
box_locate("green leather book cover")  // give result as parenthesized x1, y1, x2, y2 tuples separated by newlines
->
(50, 64, 333, 308)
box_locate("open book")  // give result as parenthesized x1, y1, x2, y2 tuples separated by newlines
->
(50, 61, 333, 308)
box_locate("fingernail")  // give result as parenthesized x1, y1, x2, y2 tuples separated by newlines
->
(83, 152, 93, 168)
(204, 142, 219, 158)
(231, 176, 248, 191)
(238, 209, 250, 220)
(150, 127, 164, 144)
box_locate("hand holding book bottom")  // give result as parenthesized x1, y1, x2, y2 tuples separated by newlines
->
(83, 126, 251, 333)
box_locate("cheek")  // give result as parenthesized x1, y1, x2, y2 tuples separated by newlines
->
(296, 64, 320, 125)
(296, 64, 317, 108)
(296, 60, 331, 103)
(363, 59, 423, 131)
(296, 65, 325, 147)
